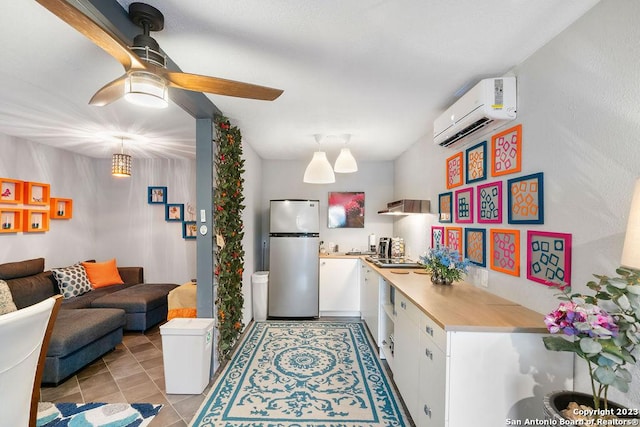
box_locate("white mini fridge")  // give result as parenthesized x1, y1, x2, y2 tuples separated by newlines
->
(160, 318, 214, 394)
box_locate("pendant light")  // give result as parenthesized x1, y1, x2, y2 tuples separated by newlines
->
(303, 135, 335, 184)
(112, 138, 132, 177)
(333, 134, 358, 173)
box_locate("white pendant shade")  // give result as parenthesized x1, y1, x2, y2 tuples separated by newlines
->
(621, 178, 640, 269)
(304, 151, 335, 184)
(334, 147, 358, 173)
(124, 71, 169, 109)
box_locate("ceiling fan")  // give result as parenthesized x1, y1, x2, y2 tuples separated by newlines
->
(36, 0, 284, 107)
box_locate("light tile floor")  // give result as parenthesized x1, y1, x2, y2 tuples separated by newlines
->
(39, 324, 210, 427)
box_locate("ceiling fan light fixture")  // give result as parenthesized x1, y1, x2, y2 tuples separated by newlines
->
(304, 151, 335, 184)
(124, 71, 168, 109)
(334, 148, 358, 173)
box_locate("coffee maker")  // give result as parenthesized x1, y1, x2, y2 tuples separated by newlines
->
(378, 237, 392, 259)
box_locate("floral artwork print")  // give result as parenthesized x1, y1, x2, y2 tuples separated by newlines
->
(490, 229, 520, 276)
(328, 192, 365, 228)
(465, 141, 487, 184)
(491, 124, 522, 177)
(446, 152, 464, 189)
(165, 203, 184, 221)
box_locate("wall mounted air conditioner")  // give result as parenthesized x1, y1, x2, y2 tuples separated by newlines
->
(433, 77, 517, 149)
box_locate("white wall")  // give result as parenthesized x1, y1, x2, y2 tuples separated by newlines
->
(394, 0, 640, 407)
(0, 134, 197, 285)
(261, 160, 395, 263)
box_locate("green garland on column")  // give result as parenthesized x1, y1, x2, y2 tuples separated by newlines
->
(213, 115, 245, 360)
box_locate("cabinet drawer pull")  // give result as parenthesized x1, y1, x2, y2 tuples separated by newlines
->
(423, 404, 432, 418)
(425, 347, 433, 360)
(400, 301, 406, 310)
(425, 325, 434, 336)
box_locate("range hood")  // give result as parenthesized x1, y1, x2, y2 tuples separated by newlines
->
(378, 199, 430, 215)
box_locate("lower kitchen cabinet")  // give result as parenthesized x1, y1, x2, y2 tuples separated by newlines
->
(417, 314, 446, 426)
(393, 292, 421, 421)
(359, 260, 380, 345)
(319, 257, 360, 316)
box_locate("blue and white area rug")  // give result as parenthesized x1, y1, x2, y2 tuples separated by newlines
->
(190, 321, 409, 426)
(37, 402, 162, 426)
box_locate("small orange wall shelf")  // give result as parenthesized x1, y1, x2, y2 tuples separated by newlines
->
(22, 209, 50, 232)
(24, 181, 50, 206)
(0, 208, 23, 233)
(50, 198, 73, 219)
(0, 178, 24, 204)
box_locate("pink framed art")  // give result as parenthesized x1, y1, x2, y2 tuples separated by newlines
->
(431, 226, 445, 249)
(454, 187, 474, 223)
(477, 181, 503, 224)
(527, 231, 572, 287)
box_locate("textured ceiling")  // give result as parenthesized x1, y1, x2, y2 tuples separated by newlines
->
(0, 0, 599, 161)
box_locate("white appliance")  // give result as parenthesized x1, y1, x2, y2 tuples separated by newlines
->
(268, 199, 320, 318)
(434, 76, 517, 149)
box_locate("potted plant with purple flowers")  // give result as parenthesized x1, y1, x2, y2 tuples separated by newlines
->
(542, 267, 640, 422)
(419, 246, 470, 285)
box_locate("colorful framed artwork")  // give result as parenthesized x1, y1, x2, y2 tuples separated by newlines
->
(454, 187, 474, 223)
(431, 226, 445, 249)
(445, 226, 463, 255)
(527, 231, 572, 287)
(438, 192, 453, 223)
(490, 229, 520, 276)
(148, 186, 167, 204)
(328, 192, 365, 228)
(477, 181, 503, 224)
(465, 228, 486, 267)
(465, 141, 487, 184)
(165, 203, 184, 222)
(183, 221, 197, 239)
(446, 152, 464, 189)
(491, 124, 522, 177)
(507, 172, 544, 224)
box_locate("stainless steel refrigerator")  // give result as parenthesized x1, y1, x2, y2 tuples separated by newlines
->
(268, 199, 320, 318)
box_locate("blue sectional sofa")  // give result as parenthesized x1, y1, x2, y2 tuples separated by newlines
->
(0, 258, 178, 385)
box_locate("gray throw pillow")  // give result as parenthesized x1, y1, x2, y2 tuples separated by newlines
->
(0, 279, 17, 315)
(52, 264, 92, 299)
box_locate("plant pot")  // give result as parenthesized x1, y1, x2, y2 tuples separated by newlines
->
(543, 390, 639, 423)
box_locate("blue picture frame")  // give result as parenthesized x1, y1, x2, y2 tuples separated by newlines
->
(464, 228, 486, 267)
(507, 172, 544, 224)
(465, 140, 487, 184)
(182, 221, 197, 239)
(165, 203, 184, 222)
(438, 192, 453, 223)
(148, 186, 167, 204)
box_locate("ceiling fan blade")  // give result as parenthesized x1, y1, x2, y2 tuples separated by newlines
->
(159, 69, 283, 101)
(36, 0, 146, 71)
(89, 74, 126, 106)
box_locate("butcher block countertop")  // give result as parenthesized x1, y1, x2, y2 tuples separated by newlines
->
(362, 258, 548, 334)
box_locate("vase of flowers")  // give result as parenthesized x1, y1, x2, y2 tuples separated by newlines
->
(542, 267, 640, 422)
(419, 246, 469, 285)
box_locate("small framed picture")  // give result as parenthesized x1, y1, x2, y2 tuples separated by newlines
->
(507, 172, 544, 224)
(431, 226, 445, 249)
(527, 231, 572, 287)
(183, 221, 197, 239)
(465, 228, 486, 267)
(477, 181, 503, 224)
(166, 203, 184, 222)
(446, 152, 464, 189)
(445, 226, 463, 256)
(148, 186, 167, 204)
(454, 187, 474, 223)
(491, 124, 522, 177)
(490, 228, 520, 276)
(465, 141, 487, 184)
(438, 192, 453, 223)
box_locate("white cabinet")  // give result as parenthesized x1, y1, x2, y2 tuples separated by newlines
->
(393, 293, 421, 421)
(417, 315, 446, 427)
(319, 258, 360, 316)
(359, 261, 380, 345)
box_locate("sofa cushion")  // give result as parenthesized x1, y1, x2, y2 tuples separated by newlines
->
(52, 264, 92, 299)
(0, 257, 44, 280)
(0, 280, 17, 314)
(3, 272, 57, 309)
(91, 283, 177, 313)
(47, 308, 126, 357)
(60, 283, 136, 310)
(82, 259, 124, 288)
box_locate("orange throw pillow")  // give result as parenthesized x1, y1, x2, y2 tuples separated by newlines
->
(82, 259, 124, 288)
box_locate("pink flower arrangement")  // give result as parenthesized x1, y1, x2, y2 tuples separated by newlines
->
(544, 301, 618, 338)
